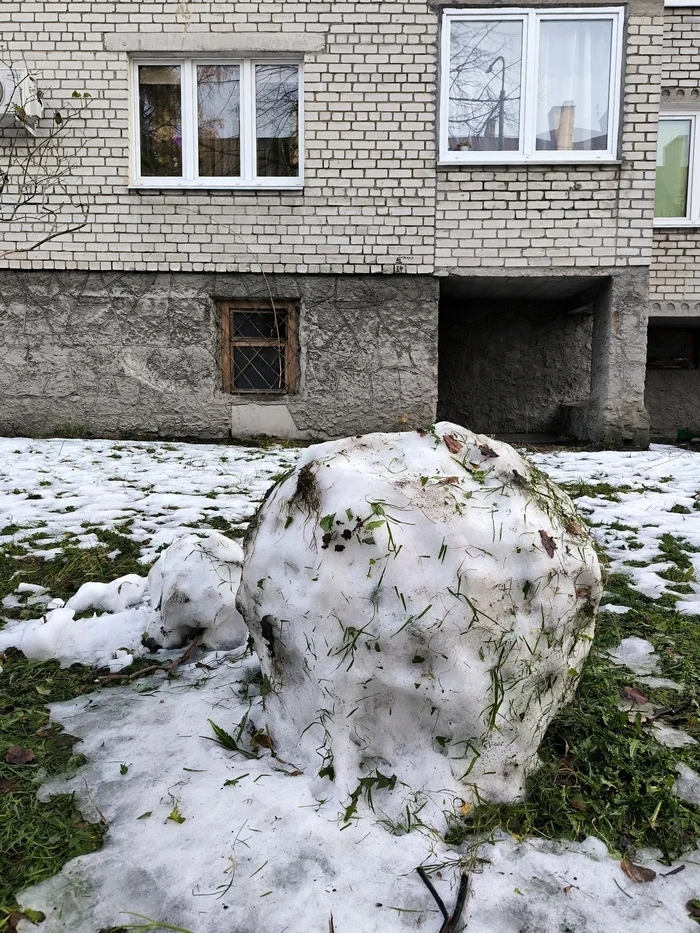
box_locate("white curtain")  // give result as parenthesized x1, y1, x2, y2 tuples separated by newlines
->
(536, 20, 612, 151)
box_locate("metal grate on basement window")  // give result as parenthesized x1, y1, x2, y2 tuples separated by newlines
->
(220, 300, 298, 394)
(646, 328, 697, 370)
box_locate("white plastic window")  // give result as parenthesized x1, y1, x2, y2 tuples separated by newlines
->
(440, 8, 624, 164)
(654, 114, 700, 225)
(131, 58, 303, 188)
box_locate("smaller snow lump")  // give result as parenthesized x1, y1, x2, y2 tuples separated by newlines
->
(146, 532, 247, 650)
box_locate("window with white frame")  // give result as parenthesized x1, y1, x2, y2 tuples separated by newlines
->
(440, 7, 624, 163)
(655, 114, 700, 224)
(132, 59, 302, 188)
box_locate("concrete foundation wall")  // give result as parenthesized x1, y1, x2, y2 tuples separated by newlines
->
(645, 369, 700, 437)
(0, 271, 438, 439)
(437, 299, 593, 436)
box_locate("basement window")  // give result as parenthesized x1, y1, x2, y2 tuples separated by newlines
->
(440, 7, 624, 164)
(220, 301, 298, 394)
(647, 328, 698, 370)
(132, 59, 302, 188)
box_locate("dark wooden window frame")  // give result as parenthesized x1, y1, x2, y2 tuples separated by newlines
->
(220, 300, 298, 394)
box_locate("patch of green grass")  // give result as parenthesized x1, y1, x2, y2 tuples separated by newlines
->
(561, 480, 631, 502)
(447, 575, 700, 861)
(0, 529, 150, 621)
(0, 649, 109, 930)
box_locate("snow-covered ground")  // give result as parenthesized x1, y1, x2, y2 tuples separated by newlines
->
(2, 438, 700, 933)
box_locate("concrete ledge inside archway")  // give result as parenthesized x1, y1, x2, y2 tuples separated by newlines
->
(437, 274, 607, 442)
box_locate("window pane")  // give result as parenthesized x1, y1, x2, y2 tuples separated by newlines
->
(536, 19, 612, 152)
(197, 65, 240, 178)
(655, 120, 691, 218)
(233, 346, 284, 392)
(233, 309, 287, 340)
(139, 65, 182, 177)
(256, 64, 299, 177)
(448, 20, 523, 153)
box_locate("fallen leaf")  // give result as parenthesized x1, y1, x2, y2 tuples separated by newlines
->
(5, 745, 36, 765)
(252, 730, 274, 750)
(539, 530, 557, 558)
(167, 804, 186, 824)
(563, 885, 573, 894)
(569, 797, 587, 811)
(443, 434, 463, 454)
(417, 429, 427, 438)
(621, 859, 656, 883)
(438, 476, 460, 486)
(479, 444, 499, 459)
(566, 519, 584, 536)
(136, 811, 152, 820)
(623, 686, 649, 705)
(459, 802, 471, 816)
(0, 779, 18, 795)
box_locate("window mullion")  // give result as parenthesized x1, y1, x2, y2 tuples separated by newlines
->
(180, 60, 196, 182)
(241, 60, 255, 183)
(691, 115, 699, 222)
(522, 10, 538, 158)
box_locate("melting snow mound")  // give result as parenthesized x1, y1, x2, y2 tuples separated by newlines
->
(145, 531, 247, 650)
(238, 423, 602, 811)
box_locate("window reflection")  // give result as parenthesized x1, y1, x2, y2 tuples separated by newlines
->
(197, 65, 241, 177)
(448, 20, 523, 152)
(256, 64, 299, 177)
(139, 65, 182, 177)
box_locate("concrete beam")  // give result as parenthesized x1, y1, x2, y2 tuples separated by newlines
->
(104, 32, 327, 54)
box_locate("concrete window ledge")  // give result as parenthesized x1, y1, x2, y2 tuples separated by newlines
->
(104, 32, 327, 54)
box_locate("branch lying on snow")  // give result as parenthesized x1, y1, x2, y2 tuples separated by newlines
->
(416, 867, 470, 932)
(97, 634, 202, 684)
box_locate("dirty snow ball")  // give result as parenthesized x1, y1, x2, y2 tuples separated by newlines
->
(238, 423, 602, 807)
(145, 532, 247, 650)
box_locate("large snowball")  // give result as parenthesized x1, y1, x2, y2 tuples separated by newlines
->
(237, 423, 602, 810)
(146, 532, 247, 650)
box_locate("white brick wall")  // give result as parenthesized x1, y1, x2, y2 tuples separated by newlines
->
(434, 8, 664, 272)
(0, 0, 667, 275)
(651, 7, 700, 309)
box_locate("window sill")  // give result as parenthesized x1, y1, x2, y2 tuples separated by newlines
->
(654, 220, 700, 229)
(129, 182, 304, 193)
(438, 157, 622, 168)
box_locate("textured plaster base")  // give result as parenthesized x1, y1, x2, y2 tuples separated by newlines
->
(0, 271, 438, 440)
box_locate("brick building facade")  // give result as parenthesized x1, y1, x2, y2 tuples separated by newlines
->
(0, 0, 694, 444)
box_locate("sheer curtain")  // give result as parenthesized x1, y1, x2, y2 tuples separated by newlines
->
(536, 20, 612, 151)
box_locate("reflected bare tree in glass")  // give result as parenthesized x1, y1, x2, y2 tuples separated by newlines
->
(139, 65, 182, 177)
(197, 65, 241, 177)
(449, 21, 523, 153)
(255, 65, 299, 177)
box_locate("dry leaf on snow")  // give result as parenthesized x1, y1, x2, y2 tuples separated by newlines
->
(621, 859, 656, 883)
(443, 434, 463, 454)
(539, 530, 557, 558)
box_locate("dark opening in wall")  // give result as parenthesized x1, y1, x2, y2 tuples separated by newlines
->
(645, 318, 700, 437)
(646, 326, 699, 370)
(437, 275, 605, 440)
